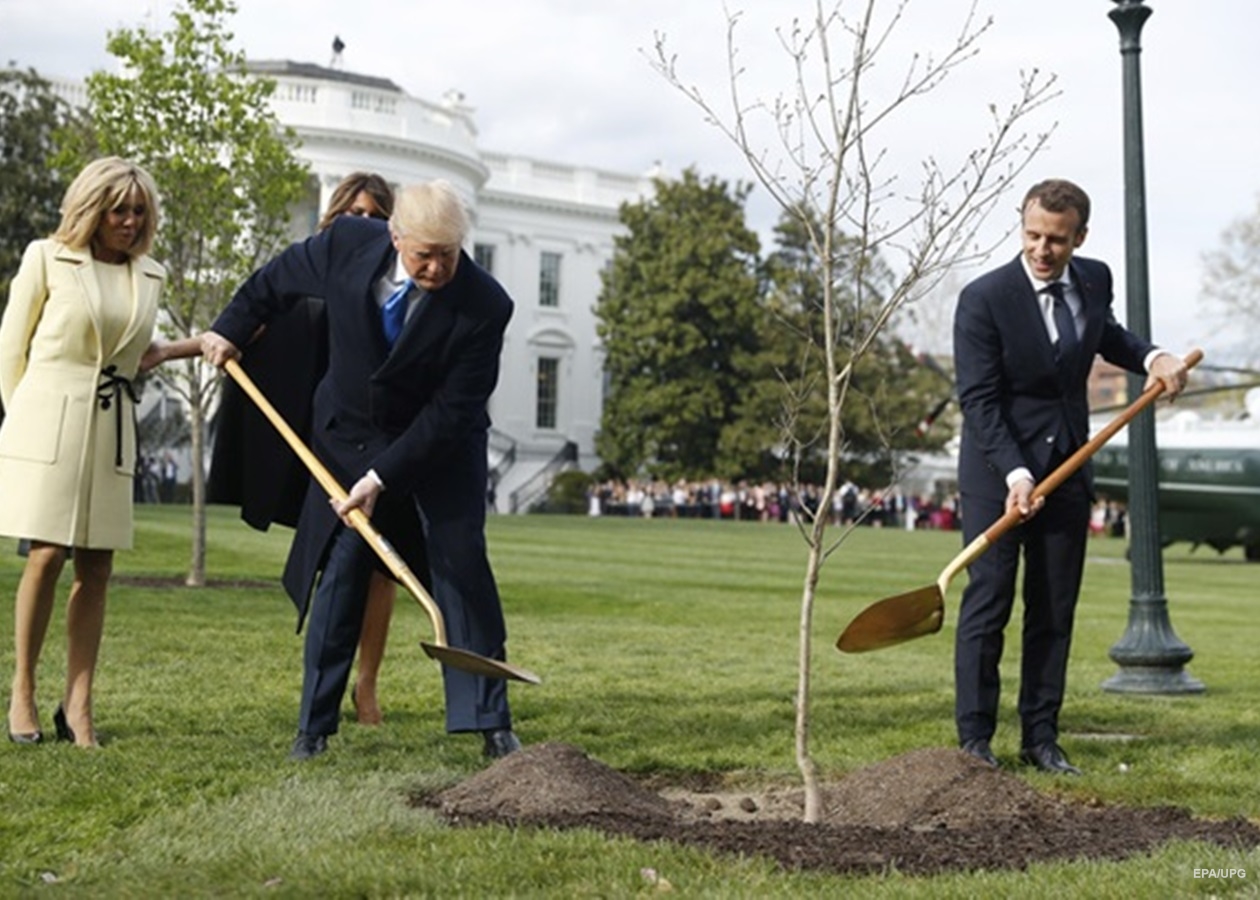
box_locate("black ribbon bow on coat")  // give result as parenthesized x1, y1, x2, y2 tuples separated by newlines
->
(96, 365, 138, 467)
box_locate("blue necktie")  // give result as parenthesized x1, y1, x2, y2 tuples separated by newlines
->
(382, 278, 411, 346)
(1046, 282, 1078, 365)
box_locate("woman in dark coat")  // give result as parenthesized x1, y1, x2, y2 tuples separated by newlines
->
(207, 173, 404, 725)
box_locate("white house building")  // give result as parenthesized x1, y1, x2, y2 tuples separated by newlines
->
(254, 60, 654, 511)
(44, 60, 655, 509)
(52, 59, 655, 510)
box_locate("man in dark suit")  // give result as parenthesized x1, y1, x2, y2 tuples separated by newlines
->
(201, 180, 521, 761)
(952, 179, 1187, 775)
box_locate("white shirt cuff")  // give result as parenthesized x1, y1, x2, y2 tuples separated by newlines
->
(1143, 348, 1168, 372)
(366, 468, 385, 490)
(1006, 467, 1034, 489)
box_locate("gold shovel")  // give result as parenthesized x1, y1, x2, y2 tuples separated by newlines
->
(836, 348, 1202, 654)
(224, 358, 541, 684)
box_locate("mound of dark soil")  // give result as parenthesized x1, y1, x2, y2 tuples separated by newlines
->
(818, 746, 1057, 829)
(435, 742, 674, 823)
(419, 742, 1260, 878)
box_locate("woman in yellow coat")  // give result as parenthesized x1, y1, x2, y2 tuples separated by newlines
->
(1, 157, 165, 748)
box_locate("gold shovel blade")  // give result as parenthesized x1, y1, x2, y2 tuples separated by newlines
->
(836, 585, 945, 653)
(421, 642, 543, 685)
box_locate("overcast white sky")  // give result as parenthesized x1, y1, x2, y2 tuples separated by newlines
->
(3, 0, 1257, 358)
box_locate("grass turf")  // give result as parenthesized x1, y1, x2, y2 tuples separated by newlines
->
(0, 505, 1256, 896)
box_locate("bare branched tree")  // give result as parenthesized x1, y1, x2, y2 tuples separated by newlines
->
(1200, 192, 1260, 368)
(652, 0, 1057, 821)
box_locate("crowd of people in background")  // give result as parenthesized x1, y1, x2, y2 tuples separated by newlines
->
(585, 477, 1127, 538)
(132, 451, 180, 504)
(586, 478, 960, 531)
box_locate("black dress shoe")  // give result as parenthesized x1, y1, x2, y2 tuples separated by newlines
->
(8, 729, 43, 745)
(288, 732, 329, 761)
(960, 738, 999, 768)
(482, 728, 521, 759)
(1020, 742, 1082, 776)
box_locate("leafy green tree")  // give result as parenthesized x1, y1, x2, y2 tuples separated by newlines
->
(0, 66, 83, 306)
(58, 0, 310, 585)
(595, 168, 761, 481)
(540, 469, 595, 515)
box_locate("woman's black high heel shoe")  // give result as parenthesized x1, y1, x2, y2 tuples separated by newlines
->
(53, 705, 75, 743)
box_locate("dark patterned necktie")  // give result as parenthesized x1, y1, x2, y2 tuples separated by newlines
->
(382, 278, 411, 346)
(1046, 282, 1078, 364)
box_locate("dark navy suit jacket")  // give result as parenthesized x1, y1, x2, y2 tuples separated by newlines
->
(953, 254, 1153, 501)
(211, 216, 513, 622)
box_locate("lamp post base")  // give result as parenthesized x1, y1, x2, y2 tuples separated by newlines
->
(1101, 665, 1205, 694)
(1102, 598, 1205, 694)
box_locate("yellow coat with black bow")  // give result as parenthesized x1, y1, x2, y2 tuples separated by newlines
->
(0, 239, 164, 549)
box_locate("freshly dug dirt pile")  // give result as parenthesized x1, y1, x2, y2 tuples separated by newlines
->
(818, 746, 1057, 829)
(420, 742, 1260, 878)
(435, 742, 674, 824)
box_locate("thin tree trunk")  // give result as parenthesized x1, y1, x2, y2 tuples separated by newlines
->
(185, 373, 207, 587)
(654, 0, 1056, 826)
(795, 540, 824, 823)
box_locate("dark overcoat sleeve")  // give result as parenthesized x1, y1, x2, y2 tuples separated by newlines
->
(211, 228, 340, 349)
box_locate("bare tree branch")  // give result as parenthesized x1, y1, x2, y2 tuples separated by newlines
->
(652, 0, 1057, 822)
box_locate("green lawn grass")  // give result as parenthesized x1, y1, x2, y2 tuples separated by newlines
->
(1, 506, 1256, 897)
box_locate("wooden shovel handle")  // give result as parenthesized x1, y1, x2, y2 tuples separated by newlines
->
(223, 358, 448, 645)
(981, 348, 1203, 546)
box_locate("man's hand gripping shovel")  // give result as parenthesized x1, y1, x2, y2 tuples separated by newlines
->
(836, 349, 1202, 654)
(224, 358, 540, 684)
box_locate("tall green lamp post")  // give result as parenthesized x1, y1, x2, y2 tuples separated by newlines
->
(1102, 0, 1204, 694)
